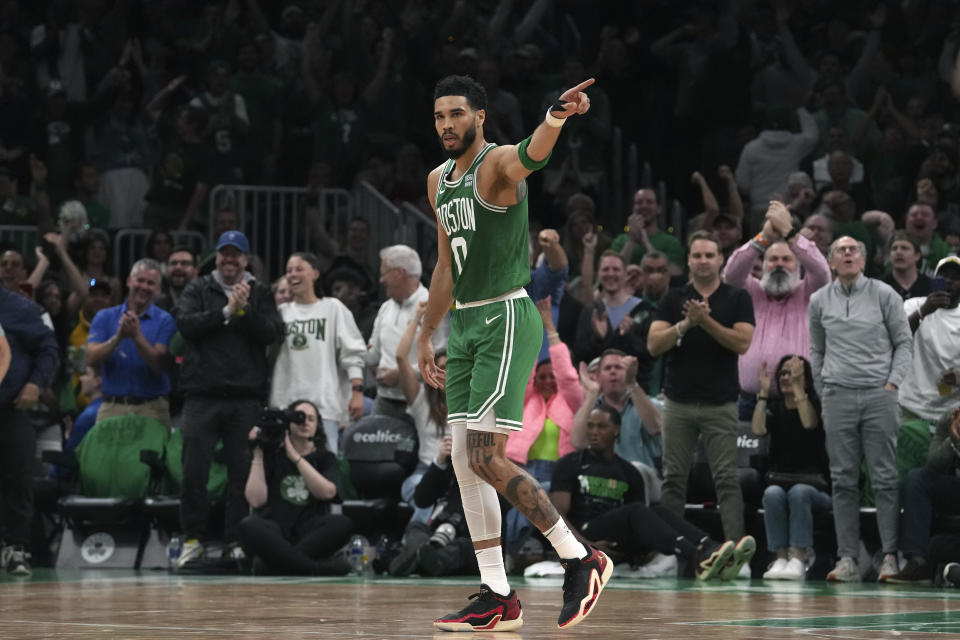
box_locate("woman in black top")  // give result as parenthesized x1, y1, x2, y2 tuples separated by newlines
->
(239, 399, 353, 575)
(753, 355, 831, 581)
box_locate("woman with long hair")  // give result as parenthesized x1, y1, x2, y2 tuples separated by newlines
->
(753, 355, 831, 581)
(144, 229, 174, 271)
(239, 399, 353, 575)
(79, 232, 121, 304)
(269, 252, 366, 452)
(396, 300, 447, 522)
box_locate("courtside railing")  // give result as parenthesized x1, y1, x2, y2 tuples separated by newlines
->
(207, 185, 353, 280)
(0, 225, 39, 257)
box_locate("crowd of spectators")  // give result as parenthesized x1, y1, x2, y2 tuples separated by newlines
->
(2, 0, 960, 586)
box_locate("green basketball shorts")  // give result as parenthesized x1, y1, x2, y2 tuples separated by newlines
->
(446, 289, 542, 431)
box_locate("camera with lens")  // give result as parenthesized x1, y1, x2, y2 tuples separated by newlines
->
(254, 407, 306, 449)
(428, 504, 464, 548)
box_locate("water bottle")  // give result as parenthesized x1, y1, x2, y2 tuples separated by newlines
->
(167, 534, 182, 570)
(349, 535, 364, 575)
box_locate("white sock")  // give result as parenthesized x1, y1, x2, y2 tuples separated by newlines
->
(476, 547, 510, 596)
(545, 518, 588, 560)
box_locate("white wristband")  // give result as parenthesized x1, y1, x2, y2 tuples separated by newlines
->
(545, 108, 566, 128)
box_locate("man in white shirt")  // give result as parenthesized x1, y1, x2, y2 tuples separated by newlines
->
(366, 245, 429, 418)
(900, 257, 960, 423)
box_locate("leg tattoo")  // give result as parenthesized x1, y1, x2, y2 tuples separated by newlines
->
(464, 429, 561, 530)
(505, 472, 559, 531)
(467, 431, 499, 484)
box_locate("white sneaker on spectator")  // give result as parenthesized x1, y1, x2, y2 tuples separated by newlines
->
(779, 557, 806, 580)
(5, 546, 31, 576)
(827, 557, 860, 582)
(175, 539, 204, 570)
(222, 544, 245, 561)
(877, 553, 899, 582)
(944, 562, 960, 587)
(763, 558, 788, 580)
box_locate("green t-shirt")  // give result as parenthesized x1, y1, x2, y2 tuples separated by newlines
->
(611, 230, 685, 267)
(921, 234, 952, 276)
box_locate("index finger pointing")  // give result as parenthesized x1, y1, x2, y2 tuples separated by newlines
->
(562, 78, 595, 98)
(570, 78, 595, 92)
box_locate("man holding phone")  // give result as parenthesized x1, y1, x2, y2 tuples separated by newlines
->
(900, 256, 960, 426)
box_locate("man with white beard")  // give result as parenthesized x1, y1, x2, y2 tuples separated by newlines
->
(723, 201, 831, 420)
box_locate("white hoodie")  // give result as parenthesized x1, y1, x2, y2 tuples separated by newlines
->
(270, 297, 366, 424)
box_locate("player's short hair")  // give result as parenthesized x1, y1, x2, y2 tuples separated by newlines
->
(434, 75, 487, 111)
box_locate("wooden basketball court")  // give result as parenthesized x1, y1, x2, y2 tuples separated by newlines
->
(2, 571, 960, 638)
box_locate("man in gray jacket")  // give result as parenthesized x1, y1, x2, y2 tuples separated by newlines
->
(809, 236, 912, 583)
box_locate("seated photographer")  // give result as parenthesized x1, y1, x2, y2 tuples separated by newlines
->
(883, 406, 960, 584)
(752, 355, 831, 581)
(239, 400, 353, 575)
(551, 404, 755, 581)
(387, 433, 480, 578)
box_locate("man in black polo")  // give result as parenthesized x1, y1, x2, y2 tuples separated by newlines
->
(647, 230, 755, 569)
(173, 231, 282, 566)
(0, 286, 59, 576)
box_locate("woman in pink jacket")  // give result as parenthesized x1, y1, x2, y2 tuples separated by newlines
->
(504, 297, 584, 558)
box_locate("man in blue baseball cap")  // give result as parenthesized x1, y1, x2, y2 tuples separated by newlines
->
(173, 229, 282, 568)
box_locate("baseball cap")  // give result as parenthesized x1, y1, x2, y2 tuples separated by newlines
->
(216, 230, 250, 253)
(935, 256, 960, 274)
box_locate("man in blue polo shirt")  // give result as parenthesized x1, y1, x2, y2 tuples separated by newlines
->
(87, 258, 176, 427)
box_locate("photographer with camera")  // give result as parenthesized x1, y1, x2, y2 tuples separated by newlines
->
(239, 400, 352, 575)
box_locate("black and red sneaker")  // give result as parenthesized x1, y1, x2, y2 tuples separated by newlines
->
(433, 584, 523, 632)
(557, 547, 613, 629)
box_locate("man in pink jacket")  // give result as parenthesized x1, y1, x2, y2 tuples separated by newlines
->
(723, 201, 831, 420)
(504, 298, 583, 559)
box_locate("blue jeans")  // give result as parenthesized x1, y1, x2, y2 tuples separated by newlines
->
(401, 462, 433, 526)
(762, 483, 832, 551)
(505, 459, 555, 554)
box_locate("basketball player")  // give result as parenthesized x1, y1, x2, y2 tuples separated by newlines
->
(417, 75, 611, 632)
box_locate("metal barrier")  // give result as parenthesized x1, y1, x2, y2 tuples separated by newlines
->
(0, 225, 40, 256)
(207, 185, 353, 281)
(113, 230, 208, 277)
(351, 181, 438, 278)
(205, 183, 440, 283)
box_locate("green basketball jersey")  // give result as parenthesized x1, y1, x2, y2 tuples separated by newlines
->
(434, 143, 530, 303)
